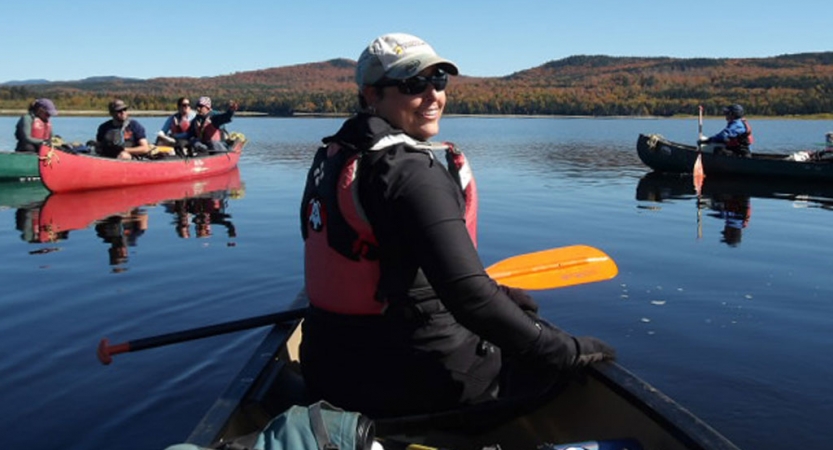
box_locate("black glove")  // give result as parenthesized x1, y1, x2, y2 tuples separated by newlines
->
(524, 320, 616, 371)
(498, 284, 539, 313)
(573, 336, 616, 366)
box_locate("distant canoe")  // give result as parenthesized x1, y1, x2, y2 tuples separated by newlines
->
(0, 150, 39, 181)
(636, 133, 833, 180)
(37, 168, 242, 238)
(38, 139, 245, 193)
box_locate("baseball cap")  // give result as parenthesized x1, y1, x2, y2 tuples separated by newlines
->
(355, 33, 459, 86)
(108, 99, 129, 113)
(196, 96, 212, 108)
(35, 98, 58, 116)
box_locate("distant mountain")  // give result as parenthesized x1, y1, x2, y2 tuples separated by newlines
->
(2, 53, 832, 116)
(2, 79, 51, 86)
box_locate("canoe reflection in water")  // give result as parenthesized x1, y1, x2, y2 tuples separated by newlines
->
(636, 171, 833, 246)
(166, 196, 238, 239)
(20, 169, 243, 269)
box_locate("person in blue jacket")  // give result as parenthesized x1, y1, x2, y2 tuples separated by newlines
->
(699, 104, 754, 157)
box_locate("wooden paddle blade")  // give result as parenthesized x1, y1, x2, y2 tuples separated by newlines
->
(486, 245, 618, 290)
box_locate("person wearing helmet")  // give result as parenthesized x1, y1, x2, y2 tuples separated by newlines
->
(699, 104, 754, 157)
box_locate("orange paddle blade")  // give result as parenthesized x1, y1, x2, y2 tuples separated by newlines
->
(486, 245, 618, 290)
(693, 153, 705, 195)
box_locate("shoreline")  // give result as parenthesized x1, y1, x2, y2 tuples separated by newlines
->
(1, 110, 831, 120)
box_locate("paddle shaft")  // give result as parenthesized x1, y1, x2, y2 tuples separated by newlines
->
(97, 308, 306, 364)
(698, 105, 704, 140)
(98, 245, 617, 364)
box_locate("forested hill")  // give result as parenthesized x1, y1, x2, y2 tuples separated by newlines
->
(2, 52, 832, 117)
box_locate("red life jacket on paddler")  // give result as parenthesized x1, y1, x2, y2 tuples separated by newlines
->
(727, 119, 753, 150)
(31, 116, 52, 141)
(301, 134, 478, 315)
(170, 114, 191, 134)
(193, 114, 223, 143)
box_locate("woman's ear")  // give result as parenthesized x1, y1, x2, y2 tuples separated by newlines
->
(361, 85, 380, 107)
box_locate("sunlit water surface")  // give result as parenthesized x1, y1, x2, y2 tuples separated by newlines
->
(1, 116, 832, 449)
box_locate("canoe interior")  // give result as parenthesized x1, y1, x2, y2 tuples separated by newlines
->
(186, 320, 740, 450)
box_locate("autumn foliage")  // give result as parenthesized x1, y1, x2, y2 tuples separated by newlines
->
(2, 53, 832, 117)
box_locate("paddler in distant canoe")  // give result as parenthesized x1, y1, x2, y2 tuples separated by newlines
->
(15, 98, 58, 153)
(95, 99, 152, 160)
(698, 103, 754, 158)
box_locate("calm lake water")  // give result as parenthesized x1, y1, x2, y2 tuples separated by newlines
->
(1, 116, 832, 450)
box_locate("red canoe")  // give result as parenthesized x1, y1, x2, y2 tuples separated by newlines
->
(37, 139, 245, 193)
(36, 168, 243, 241)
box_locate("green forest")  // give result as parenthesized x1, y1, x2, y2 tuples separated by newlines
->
(2, 52, 832, 117)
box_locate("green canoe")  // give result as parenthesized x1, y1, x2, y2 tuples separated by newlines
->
(0, 150, 40, 181)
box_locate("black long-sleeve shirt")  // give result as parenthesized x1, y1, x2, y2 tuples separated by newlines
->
(300, 114, 570, 416)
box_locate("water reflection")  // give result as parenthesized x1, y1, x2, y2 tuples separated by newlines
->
(164, 195, 238, 239)
(0, 181, 51, 242)
(636, 171, 833, 246)
(12, 169, 244, 270)
(95, 210, 148, 267)
(708, 193, 751, 247)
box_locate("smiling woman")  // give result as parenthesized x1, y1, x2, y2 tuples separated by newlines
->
(297, 32, 615, 419)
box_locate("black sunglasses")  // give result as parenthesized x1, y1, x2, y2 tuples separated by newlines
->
(376, 71, 449, 96)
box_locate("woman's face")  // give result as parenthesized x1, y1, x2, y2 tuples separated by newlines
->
(368, 66, 447, 141)
(35, 107, 51, 121)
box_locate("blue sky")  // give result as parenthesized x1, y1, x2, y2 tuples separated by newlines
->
(1, 0, 830, 83)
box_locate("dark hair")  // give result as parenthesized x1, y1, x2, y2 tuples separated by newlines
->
(177, 97, 190, 107)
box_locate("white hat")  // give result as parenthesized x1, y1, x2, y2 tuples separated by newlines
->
(355, 33, 459, 86)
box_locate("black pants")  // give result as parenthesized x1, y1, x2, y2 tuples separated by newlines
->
(299, 305, 501, 418)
